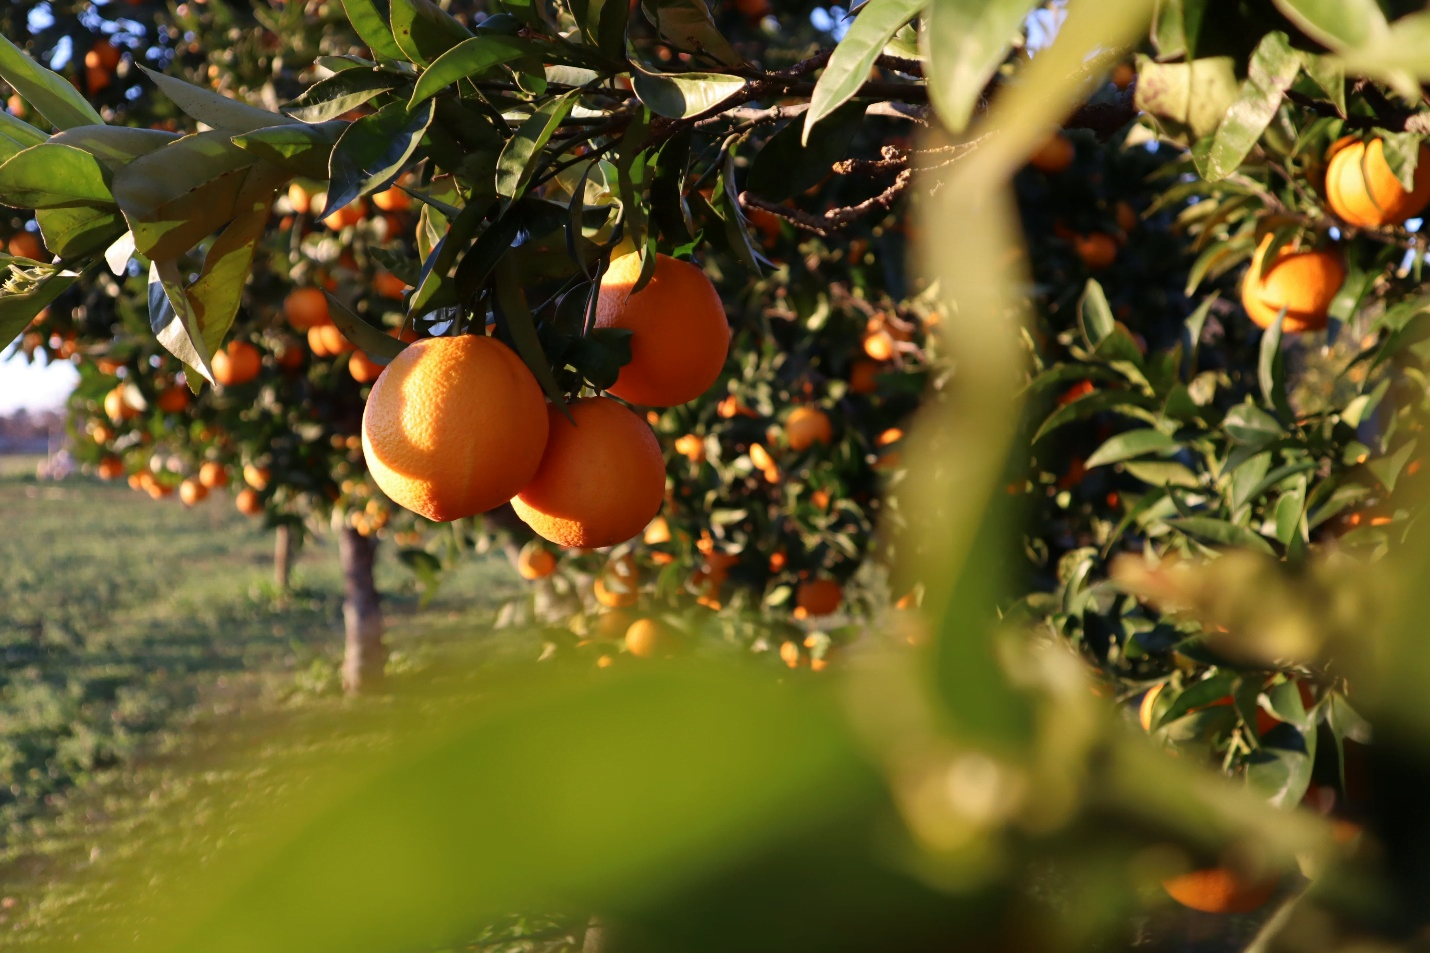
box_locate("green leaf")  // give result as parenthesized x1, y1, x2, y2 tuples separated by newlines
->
(746, 101, 863, 203)
(138, 66, 297, 135)
(1299, 54, 1345, 116)
(1367, 439, 1417, 494)
(408, 37, 543, 109)
(1257, 310, 1293, 421)
(232, 121, 347, 180)
(1085, 429, 1178, 469)
(325, 293, 408, 365)
(1200, 33, 1301, 182)
(1247, 722, 1315, 808)
(1223, 403, 1284, 448)
(0, 34, 104, 131)
(0, 143, 113, 209)
(340, 0, 407, 61)
(803, 0, 924, 144)
(48, 125, 180, 171)
(630, 67, 745, 119)
(0, 267, 78, 351)
(1329, 12, 1430, 89)
(1272, 475, 1308, 547)
(1150, 0, 1209, 59)
(1133, 55, 1238, 143)
(187, 166, 287, 354)
(113, 132, 256, 261)
(566, 326, 634, 391)
(323, 100, 436, 219)
(35, 206, 126, 258)
(493, 257, 573, 413)
(711, 145, 764, 274)
(495, 91, 578, 205)
(1077, 279, 1114, 349)
(1378, 131, 1420, 192)
(389, 0, 473, 66)
(0, 111, 46, 162)
(452, 201, 531, 303)
(1154, 672, 1236, 730)
(149, 259, 215, 385)
(1032, 388, 1157, 443)
(644, 0, 743, 67)
(284, 71, 401, 123)
(925, 0, 1040, 134)
(1270, 0, 1388, 50)
(1122, 460, 1200, 489)
(1165, 517, 1276, 554)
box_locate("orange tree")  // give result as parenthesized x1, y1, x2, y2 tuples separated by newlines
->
(10, 0, 1430, 945)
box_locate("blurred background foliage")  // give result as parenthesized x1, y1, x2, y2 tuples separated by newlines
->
(5, 0, 1430, 951)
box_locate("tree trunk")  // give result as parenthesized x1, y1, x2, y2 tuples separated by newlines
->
(274, 523, 293, 594)
(338, 526, 385, 694)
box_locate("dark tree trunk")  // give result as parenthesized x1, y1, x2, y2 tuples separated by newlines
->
(338, 526, 385, 694)
(274, 523, 293, 594)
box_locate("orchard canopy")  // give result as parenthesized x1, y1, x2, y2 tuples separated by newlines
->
(11, 0, 1430, 947)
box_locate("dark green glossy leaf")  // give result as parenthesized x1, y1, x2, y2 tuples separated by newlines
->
(187, 166, 287, 354)
(149, 259, 215, 385)
(565, 326, 633, 391)
(1032, 389, 1158, 443)
(1223, 403, 1284, 448)
(340, 0, 407, 61)
(323, 99, 435, 218)
(630, 67, 745, 119)
(232, 121, 346, 180)
(1257, 310, 1294, 422)
(1154, 671, 1236, 730)
(285, 71, 401, 123)
(0, 143, 113, 209)
(1165, 516, 1276, 554)
(1077, 279, 1114, 349)
(1085, 429, 1178, 469)
(1121, 461, 1200, 489)
(1150, 0, 1209, 59)
(746, 101, 863, 203)
(803, 0, 925, 144)
(0, 33, 104, 130)
(1201, 33, 1301, 182)
(35, 206, 126, 258)
(925, 0, 1040, 133)
(409, 37, 543, 108)
(139, 65, 296, 134)
(1299, 53, 1345, 116)
(49, 125, 179, 171)
(493, 257, 571, 411)
(712, 145, 763, 274)
(495, 92, 578, 206)
(1247, 721, 1314, 808)
(113, 133, 256, 260)
(325, 292, 408, 365)
(390, 0, 473, 66)
(644, 0, 743, 67)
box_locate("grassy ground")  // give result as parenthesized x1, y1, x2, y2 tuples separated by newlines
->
(0, 460, 541, 945)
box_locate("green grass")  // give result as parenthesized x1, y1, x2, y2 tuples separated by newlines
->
(0, 463, 535, 944)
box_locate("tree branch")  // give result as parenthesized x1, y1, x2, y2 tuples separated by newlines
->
(738, 169, 911, 238)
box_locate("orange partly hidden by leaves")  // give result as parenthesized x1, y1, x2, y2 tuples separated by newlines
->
(785, 406, 832, 451)
(517, 544, 556, 580)
(213, 341, 261, 386)
(1074, 232, 1118, 270)
(322, 198, 366, 231)
(8, 231, 43, 260)
(1241, 234, 1345, 333)
(595, 251, 731, 407)
(96, 455, 124, 481)
(373, 271, 410, 300)
(363, 335, 550, 522)
(1325, 137, 1430, 228)
(1161, 868, 1277, 914)
(284, 287, 330, 330)
(512, 396, 665, 548)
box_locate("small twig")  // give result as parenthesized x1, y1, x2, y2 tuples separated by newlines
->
(738, 169, 912, 237)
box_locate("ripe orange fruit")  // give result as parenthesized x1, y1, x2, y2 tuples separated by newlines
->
(96, 455, 124, 481)
(146, 479, 173, 500)
(322, 198, 367, 231)
(1073, 232, 1118, 270)
(156, 384, 189, 413)
(284, 287, 330, 330)
(517, 544, 557, 580)
(1325, 138, 1430, 228)
(85, 40, 122, 72)
(796, 578, 842, 616)
(1029, 133, 1074, 174)
(371, 185, 411, 212)
(243, 464, 270, 490)
(178, 478, 208, 506)
(287, 182, 314, 214)
(374, 271, 410, 300)
(595, 575, 639, 608)
(1115, 200, 1139, 233)
(198, 461, 228, 489)
(849, 360, 879, 394)
(1241, 234, 1345, 333)
(349, 351, 384, 383)
(674, 434, 705, 462)
(8, 231, 43, 260)
(785, 407, 832, 451)
(863, 329, 896, 361)
(643, 516, 672, 544)
(1110, 62, 1135, 90)
(625, 618, 674, 658)
(594, 252, 731, 407)
(512, 396, 665, 548)
(363, 335, 550, 522)
(212, 340, 261, 386)
(104, 386, 139, 423)
(274, 338, 306, 370)
(235, 487, 263, 516)
(1161, 868, 1277, 914)
(91, 423, 114, 444)
(307, 324, 355, 357)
